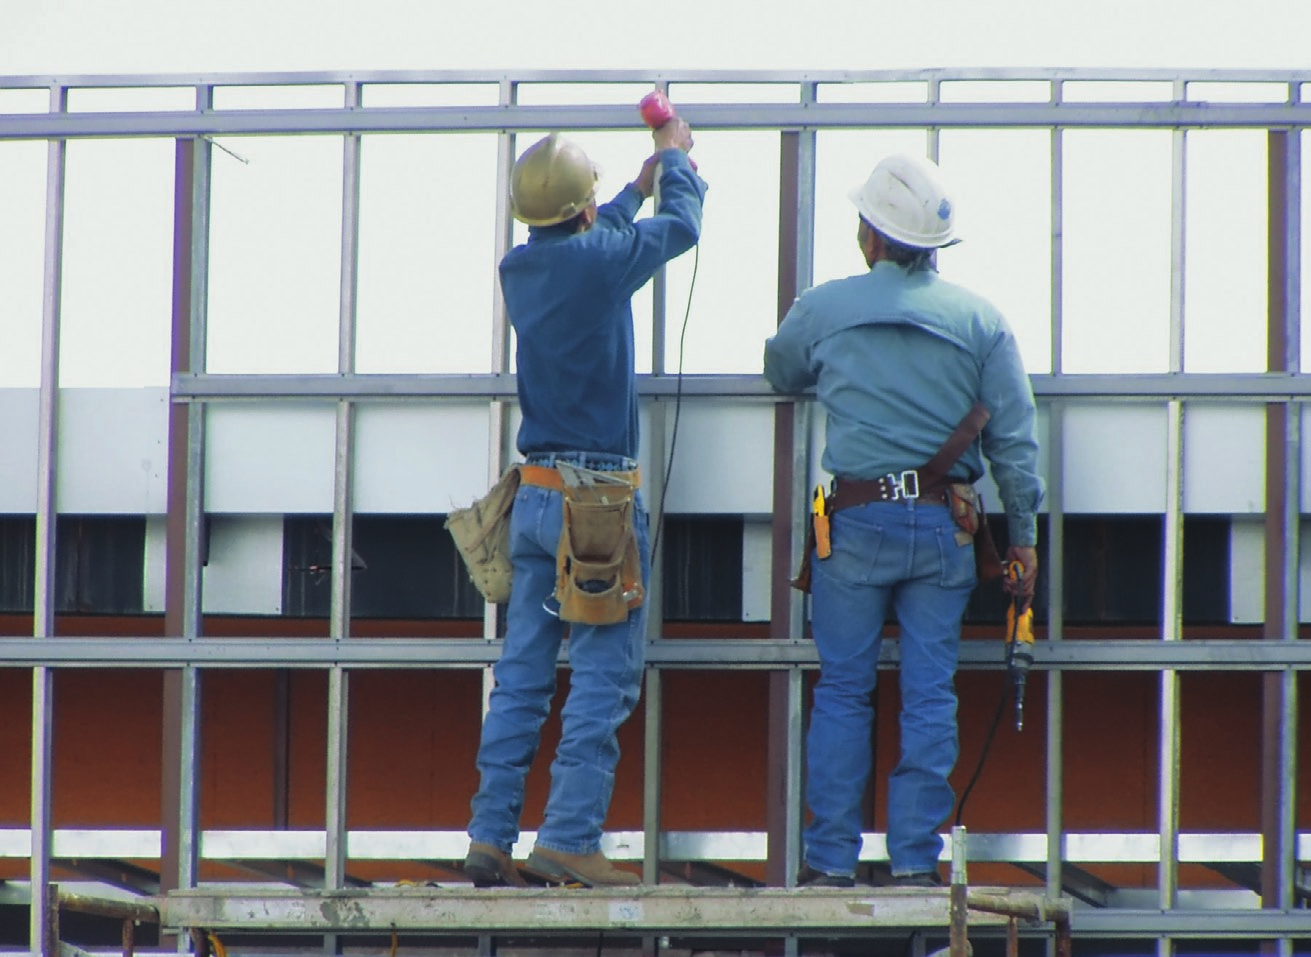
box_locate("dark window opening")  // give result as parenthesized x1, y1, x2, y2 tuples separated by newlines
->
(964, 514, 1230, 626)
(0, 515, 145, 615)
(660, 515, 744, 621)
(282, 515, 483, 619)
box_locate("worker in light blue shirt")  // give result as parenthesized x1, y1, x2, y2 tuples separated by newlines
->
(465, 126, 705, 890)
(764, 153, 1043, 888)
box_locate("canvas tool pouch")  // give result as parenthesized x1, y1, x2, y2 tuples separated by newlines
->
(444, 465, 522, 604)
(554, 466, 644, 626)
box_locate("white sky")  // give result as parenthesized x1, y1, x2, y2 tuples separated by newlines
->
(2, 0, 1309, 389)
(4, 0, 1310, 76)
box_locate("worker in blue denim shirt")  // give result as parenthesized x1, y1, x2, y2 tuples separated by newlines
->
(764, 153, 1042, 888)
(464, 125, 705, 888)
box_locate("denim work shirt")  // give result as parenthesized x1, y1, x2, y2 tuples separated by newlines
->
(763, 260, 1044, 546)
(501, 149, 706, 460)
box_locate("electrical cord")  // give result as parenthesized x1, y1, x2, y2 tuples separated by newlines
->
(650, 242, 699, 560)
(953, 609, 1018, 828)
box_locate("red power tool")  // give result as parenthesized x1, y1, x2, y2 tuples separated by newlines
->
(639, 89, 677, 129)
(638, 90, 697, 170)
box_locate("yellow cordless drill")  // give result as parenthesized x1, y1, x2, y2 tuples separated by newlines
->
(1004, 560, 1035, 731)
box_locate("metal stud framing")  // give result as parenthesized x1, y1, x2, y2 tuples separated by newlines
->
(2, 68, 1309, 953)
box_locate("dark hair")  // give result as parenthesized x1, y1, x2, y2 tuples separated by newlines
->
(861, 217, 937, 272)
(879, 230, 936, 272)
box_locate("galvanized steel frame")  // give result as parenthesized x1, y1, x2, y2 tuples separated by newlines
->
(3, 68, 1309, 952)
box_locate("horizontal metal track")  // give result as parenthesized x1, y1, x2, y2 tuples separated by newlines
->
(3, 67, 1310, 88)
(168, 371, 1311, 401)
(0, 638, 1307, 669)
(1072, 909, 1311, 937)
(1, 828, 1295, 864)
(3, 102, 1311, 141)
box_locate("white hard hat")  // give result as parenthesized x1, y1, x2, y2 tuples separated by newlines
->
(848, 153, 958, 249)
(510, 133, 599, 227)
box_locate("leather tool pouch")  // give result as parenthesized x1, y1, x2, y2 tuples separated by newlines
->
(791, 514, 819, 594)
(556, 473, 644, 625)
(445, 465, 522, 603)
(947, 482, 1003, 583)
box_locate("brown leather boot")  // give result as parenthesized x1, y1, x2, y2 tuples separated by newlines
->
(463, 842, 528, 888)
(524, 846, 640, 887)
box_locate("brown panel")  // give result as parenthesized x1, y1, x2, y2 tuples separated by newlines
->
(0, 669, 31, 822)
(659, 671, 769, 830)
(344, 670, 482, 827)
(51, 670, 162, 825)
(198, 671, 279, 826)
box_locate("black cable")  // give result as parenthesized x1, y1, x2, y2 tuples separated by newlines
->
(953, 609, 1017, 828)
(650, 242, 699, 560)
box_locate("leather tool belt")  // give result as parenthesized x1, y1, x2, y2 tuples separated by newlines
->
(520, 463, 641, 491)
(446, 462, 643, 611)
(829, 470, 949, 513)
(791, 402, 1002, 592)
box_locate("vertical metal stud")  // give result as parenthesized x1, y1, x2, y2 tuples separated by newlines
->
(163, 86, 212, 940)
(646, 77, 673, 641)
(1264, 117, 1301, 930)
(1156, 80, 1189, 927)
(30, 80, 66, 957)
(1045, 80, 1068, 912)
(486, 77, 518, 647)
(324, 83, 363, 943)
(641, 668, 663, 885)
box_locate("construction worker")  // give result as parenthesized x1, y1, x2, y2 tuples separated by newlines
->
(464, 124, 705, 887)
(763, 153, 1042, 888)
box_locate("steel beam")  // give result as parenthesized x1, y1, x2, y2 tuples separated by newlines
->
(1, 67, 1309, 90)
(7, 102, 1311, 141)
(166, 370, 1311, 401)
(3, 637, 1311, 669)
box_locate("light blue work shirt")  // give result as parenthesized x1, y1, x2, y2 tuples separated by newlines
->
(763, 260, 1043, 546)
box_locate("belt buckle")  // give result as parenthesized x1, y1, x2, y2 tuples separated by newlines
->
(887, 470, 920, 501)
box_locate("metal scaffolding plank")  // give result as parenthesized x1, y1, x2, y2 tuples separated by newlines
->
(155, 885, 1056, 934)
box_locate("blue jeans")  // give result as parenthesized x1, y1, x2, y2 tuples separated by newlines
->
(468, 456, 650, 856)
(803, 498, 975, 878)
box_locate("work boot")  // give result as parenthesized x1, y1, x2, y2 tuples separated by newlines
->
(524, 846, 641, 887)
(463, 842, 528, 888)
(892, 870, 944, 888)
(796, 865, 855, 889)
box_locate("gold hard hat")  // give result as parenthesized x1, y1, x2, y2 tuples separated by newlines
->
(509, 133, 599, 227)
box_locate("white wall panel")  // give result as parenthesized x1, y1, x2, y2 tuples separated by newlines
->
(1229, 518, 1263, 624)
(1062, 404, 1168, 513)
(0, 389, 38, 512)
(57, 388, 167, 513)
(1182, 404, 1265, 513)
(1301, 412, 1311, 515)
(353, 403, 493, 513)
(1229, 519, 1311, 625)
(143, 514, 284, 615)
(657, 401, 775, 515)
(205, 403, 336, 513)
(741, 519, 773, 622)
